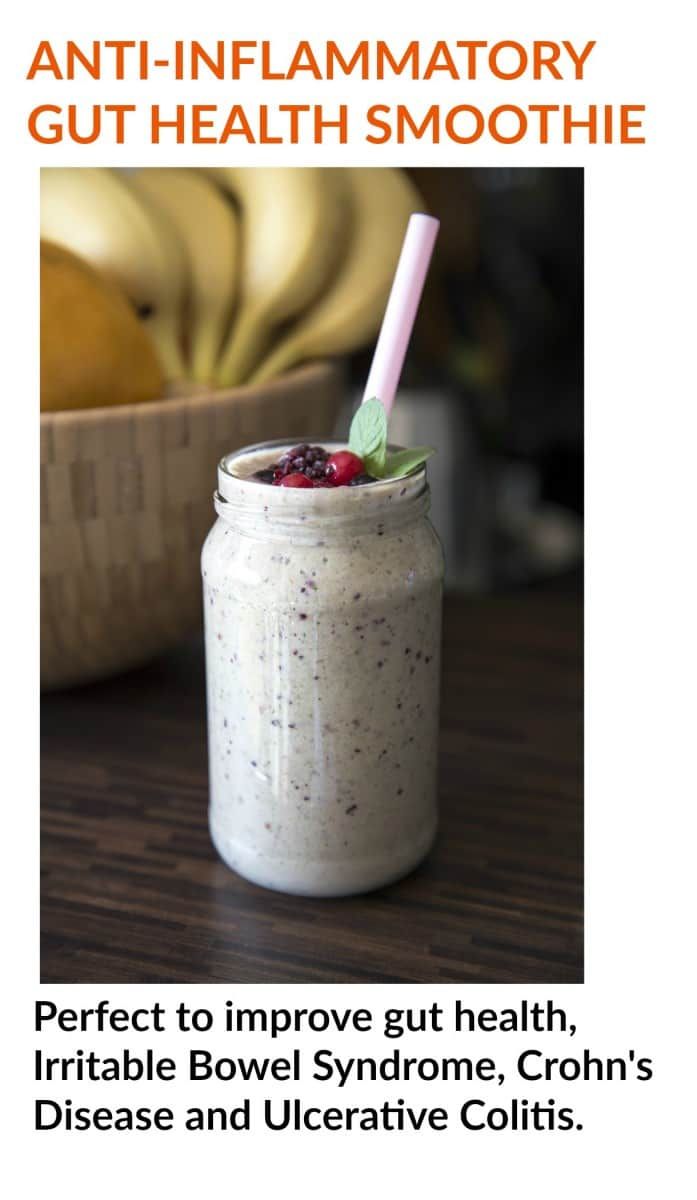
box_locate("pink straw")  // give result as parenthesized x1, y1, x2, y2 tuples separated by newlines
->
(361, 212, 440, 416)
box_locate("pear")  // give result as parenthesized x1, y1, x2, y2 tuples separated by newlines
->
(40, 240, 165, 412)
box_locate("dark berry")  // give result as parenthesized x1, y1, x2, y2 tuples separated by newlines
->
(279, 472, 313, 488)
(348, 473, 377, 486)
(275, 443, 329, 481)
(326, 450, 365, 486)
(252, 468, 276, 484)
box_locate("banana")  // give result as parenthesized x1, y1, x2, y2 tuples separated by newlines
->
(40, 167, 188, 379)
(249, 168, 425, 385)
(206, 167, 351, 386)
(130, 169, 239, 384)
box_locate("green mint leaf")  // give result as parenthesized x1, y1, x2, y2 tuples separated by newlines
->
(349, 397, 387, 476)
(383, 447, 435, 479)
(363, 446, 387, 476)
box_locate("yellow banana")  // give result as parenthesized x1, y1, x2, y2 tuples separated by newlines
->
(206, 167, 351, 386)
(250, 168, 425, 385)
(40, 167, 188, 379)
(130, 169, 239, 384)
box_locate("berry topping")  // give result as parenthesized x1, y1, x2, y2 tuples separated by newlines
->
(275, 443, 330, 482)
(325, 450, 365, 486)
(348, 473, 378, 486)
(279, 472, 314, 488)
(250, 444, 378, 488)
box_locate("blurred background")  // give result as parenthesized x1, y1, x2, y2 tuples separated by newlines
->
(353, 167, 583, 592)
(40, 166, 582, 689)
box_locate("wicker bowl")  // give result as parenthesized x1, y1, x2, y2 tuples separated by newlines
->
(41, 361, 343, 690)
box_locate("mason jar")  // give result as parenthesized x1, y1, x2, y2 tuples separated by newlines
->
(201, 439, 444, 897)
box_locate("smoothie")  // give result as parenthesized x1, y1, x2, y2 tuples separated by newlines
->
(201, 440, 444, 896)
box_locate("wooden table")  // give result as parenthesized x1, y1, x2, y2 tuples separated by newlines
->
(41, 587, 583, 984)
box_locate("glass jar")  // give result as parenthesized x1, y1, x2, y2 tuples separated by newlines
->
(201, 440, 444, 897)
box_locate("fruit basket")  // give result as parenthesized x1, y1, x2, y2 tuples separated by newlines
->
(40, 362, 343, 690)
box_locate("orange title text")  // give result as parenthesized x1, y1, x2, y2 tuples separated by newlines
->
(26, 38, 646, 147)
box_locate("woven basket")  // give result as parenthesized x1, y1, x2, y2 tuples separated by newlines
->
(41, 361, 343, 690)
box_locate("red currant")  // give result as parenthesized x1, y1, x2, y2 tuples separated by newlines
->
(279, 472, 314, 488)
(326, 450, 365, 486)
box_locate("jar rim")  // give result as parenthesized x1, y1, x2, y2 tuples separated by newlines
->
(214, 438, 429, 537)
(218, 438, 426, 492)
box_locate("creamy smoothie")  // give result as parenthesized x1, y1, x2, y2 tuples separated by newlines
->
(201, 440, 444, 896)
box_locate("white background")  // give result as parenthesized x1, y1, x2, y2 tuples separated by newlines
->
(2, 1, 695, 1196)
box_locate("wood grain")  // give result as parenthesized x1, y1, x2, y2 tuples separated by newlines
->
(41, 587, 583, 983)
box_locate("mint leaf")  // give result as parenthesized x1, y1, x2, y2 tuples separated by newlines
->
(384, 447, 435, 479)
(349, 397, 387, 476)
(347, 400, 434, 479)
(364, 446, 387, 477)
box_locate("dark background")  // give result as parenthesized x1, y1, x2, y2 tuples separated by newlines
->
(353, 166, 583, 593)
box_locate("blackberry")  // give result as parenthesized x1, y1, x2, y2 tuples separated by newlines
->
(252, 468, 276, 484)
(274, 443, 330, 482)
(348, 473, 378, 486)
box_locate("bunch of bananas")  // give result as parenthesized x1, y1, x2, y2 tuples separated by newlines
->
(40, 166, 424, 395)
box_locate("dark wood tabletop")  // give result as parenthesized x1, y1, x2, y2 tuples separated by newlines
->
(41, 586, 583, 984)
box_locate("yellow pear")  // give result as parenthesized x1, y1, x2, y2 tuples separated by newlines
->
(40, 241, 165, 412)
